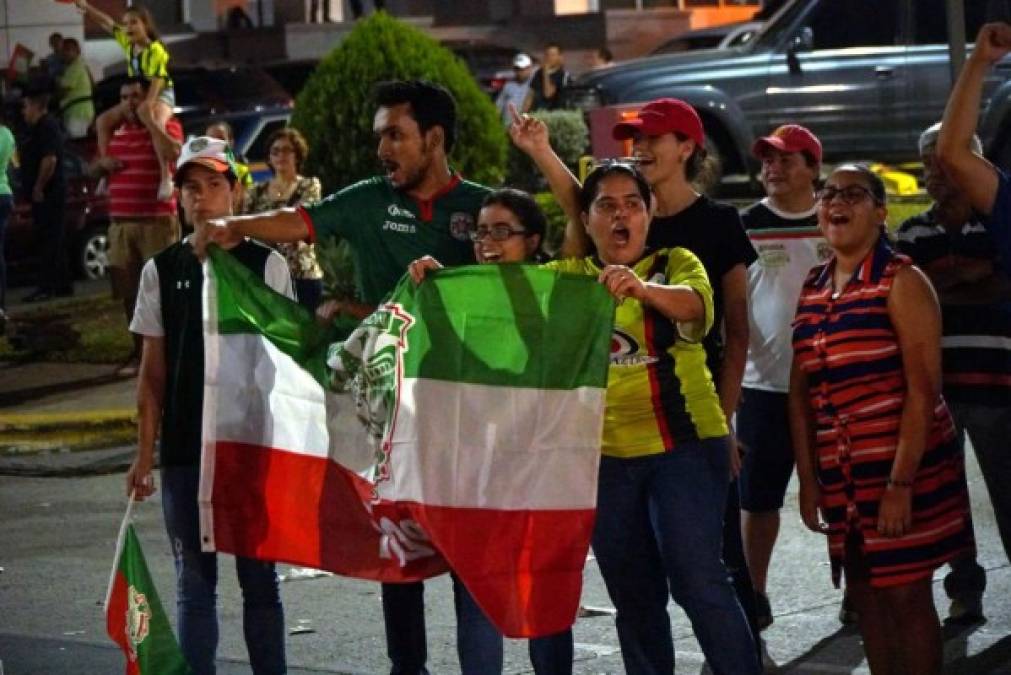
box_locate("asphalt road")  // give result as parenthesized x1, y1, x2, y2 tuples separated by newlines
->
(1, 448, 1009, 674)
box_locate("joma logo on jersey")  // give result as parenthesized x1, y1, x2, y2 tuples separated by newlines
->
(610, 329, 658, 366)
(383, 220, 416, 234)
(387, 204, 416, 219)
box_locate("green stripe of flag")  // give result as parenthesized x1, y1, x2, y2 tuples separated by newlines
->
(392, 264, 614, 390)
(208, 246, 356, 389)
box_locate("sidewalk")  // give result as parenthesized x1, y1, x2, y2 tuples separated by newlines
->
(0, 280, 137, 463)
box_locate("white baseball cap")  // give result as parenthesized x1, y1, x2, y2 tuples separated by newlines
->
(174, 136, 238, 185)
(513, 53, 532, 69)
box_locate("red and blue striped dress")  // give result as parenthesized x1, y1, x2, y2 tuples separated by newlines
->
(792, 235, 974, 588)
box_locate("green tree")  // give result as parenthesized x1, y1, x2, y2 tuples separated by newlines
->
(292, 12, 507, 192)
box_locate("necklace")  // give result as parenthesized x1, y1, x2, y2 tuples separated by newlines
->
(269, 177, 297, 201)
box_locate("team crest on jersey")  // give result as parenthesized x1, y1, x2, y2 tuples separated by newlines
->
(610, 329, 658, 366)
(449, 212, 474, 241)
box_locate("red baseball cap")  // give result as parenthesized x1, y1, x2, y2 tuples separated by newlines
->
(612, 98, 705, 147)
(752, 124, 822, 164)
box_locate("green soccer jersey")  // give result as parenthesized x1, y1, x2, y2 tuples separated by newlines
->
(300, 174, 490, 305)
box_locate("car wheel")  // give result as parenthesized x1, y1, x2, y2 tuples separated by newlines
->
(78, 226, 109, 280)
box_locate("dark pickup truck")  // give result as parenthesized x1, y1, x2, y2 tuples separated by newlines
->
(569, 0, 1011, 182)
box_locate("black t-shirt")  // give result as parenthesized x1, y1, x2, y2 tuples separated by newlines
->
(528, 67, 570, 110)
(648, 195, 758, 374)
(19, 113, 65, 198)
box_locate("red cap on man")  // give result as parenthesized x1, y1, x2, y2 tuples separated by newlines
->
(612, 98, 705, 147)
(751, 124, 822, 164)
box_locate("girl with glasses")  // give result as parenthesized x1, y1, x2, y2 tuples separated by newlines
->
(791, 164, 974, 675)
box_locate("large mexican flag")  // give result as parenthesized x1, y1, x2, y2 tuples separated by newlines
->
(199, 248, 613, 637)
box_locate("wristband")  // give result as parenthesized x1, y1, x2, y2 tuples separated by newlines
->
(886, 477, 914, 488)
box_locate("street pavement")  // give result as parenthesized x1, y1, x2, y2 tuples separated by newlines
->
(1, 442, 1009, 674)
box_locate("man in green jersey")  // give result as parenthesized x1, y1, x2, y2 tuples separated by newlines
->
(202, 79, 490, 675)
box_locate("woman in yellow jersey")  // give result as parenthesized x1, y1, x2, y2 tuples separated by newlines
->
(76, 1, 178, 201)
(413, 165, 759, 675)
(409, 188, 574, 675)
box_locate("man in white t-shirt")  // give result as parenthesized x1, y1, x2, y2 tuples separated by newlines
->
(738, 124, 828, 631)
(126, 136, 293, 674)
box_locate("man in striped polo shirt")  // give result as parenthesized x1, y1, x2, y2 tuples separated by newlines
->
(896, 123, 1009, 623)
(92, 76, 183, 375)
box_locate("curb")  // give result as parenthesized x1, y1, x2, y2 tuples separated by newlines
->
(0, 409, 136, 457)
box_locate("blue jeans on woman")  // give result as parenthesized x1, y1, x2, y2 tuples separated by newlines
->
(592, 437, 760, 675)
(161, 464, 286, 675)
(452, 575, 574, 674)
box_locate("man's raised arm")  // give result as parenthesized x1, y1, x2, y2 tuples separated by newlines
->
(937, 22, 1011, 215)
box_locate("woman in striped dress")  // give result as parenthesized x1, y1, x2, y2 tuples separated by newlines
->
(789, 164, 974, 675)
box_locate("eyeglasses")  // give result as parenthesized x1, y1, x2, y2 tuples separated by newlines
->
(591, 197, 647, 216)
(270, 146, 296, 156)
(816, 185, 879, 205)
(468, 225, 528, 242)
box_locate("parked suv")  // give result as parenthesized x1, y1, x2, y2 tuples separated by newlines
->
(569, 0, 1010, 182)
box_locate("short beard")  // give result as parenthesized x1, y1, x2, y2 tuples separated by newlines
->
(394, 143, 434, 193)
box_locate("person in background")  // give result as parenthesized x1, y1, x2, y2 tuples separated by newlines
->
(58, 38, 95, 139)
(243, 127, 324, 312)
(126, 136, 292, 675)
(524, 43, 570, 112)
(19, 87, 71, 303)
(91, 77, 183, 377)
(76, 1, 179, 201)
(0, 107, 14, 329)
(589, 47, 614, 70)
(496, 53, 535, 126)
(205, 121, 254, 202)
(40, 33, 65, 81)
(738, 124, 826, 631)
(895, 122, 1009, 617)
(791, 164, 974, 675)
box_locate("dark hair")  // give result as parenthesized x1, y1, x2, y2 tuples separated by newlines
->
(482, 188, 547, 240)
(374, 80, 457, 153)
(266, 127, 310, 172)
(831, 163, 887, 205)
(49, 33, 63, 45)
(545, 43, 562, 52)
(124, 6, 160, 42)
(579, 163, 653, 213)
(122, 76, 150, 93)
(596, 47, 613, 62)
(62, 37, 81, 52)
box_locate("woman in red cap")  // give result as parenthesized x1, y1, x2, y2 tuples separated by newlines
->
(509, 98, 764, 661)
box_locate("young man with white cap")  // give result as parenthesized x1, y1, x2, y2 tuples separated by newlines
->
(496, 53, 535, 126)
(737, 124, 827, 630)
(896, 122, 1010, 622)
(126, 136, 293, 675)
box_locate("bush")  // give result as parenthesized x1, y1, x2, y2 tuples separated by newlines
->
(291, 12, 507, 193)
(507, 110, 589, 192)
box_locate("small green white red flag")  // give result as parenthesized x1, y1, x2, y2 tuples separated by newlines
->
(105, 498, 192, 675)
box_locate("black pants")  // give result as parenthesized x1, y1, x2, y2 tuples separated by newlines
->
(724, 478, 763, 658)
(32, 199, 71, 294)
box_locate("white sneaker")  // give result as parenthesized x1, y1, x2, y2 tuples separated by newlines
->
(157, 175, 174, 201)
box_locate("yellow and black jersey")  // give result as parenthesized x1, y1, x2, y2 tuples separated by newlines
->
(548, 248, 728, 458)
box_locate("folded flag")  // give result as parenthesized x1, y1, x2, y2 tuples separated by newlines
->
(105, 499, 192, 675)
(199, 249, 613, 637)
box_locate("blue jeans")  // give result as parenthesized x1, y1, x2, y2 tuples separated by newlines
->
(592, 438, 760, 675)
(453, 575, 573, 675)
(161, 465, 286, 675)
